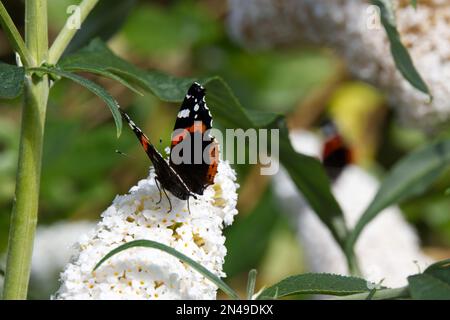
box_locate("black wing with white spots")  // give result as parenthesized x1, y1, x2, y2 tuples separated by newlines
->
(169, 82, 219, 195)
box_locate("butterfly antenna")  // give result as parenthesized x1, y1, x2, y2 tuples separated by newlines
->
(115, 149, 134, 159)
(119, 108, 151, 145)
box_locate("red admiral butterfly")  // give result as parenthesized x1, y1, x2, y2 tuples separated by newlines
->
(321, 120, 353, 180)
(120, 82, 219, 210)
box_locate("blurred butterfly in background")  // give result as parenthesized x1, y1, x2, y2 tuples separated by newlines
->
(321, 119, 353, 180)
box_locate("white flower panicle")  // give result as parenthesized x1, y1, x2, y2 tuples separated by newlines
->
(54, 160, 238, 300)
(228, 0, 450, 130)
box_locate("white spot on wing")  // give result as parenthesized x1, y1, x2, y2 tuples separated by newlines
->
(178, 109, 190, 118)
(194, 104, 199, 111)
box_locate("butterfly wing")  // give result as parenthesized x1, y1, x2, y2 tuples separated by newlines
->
(169, 82, 219, 195)
(120, 109, 192, 200)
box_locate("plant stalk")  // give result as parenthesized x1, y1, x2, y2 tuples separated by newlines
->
(48, 0, 99, 64)
(3, 0, 49, 300)
(347, 254, 362, 277)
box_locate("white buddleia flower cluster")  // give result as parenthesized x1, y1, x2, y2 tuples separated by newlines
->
(54, 160, 238, 300)
(228, 0, 450, 130)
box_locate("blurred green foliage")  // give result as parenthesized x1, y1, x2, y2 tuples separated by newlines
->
(0, 0, 449, 299)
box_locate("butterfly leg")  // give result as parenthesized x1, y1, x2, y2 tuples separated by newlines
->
(186, 197, 191, 215)
(161, 187, 172, 213)
(154, 178, 163, 205)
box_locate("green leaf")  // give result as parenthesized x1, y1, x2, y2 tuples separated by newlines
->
(346, 137, 450, 258)
(425, 259, 450, 272)
(278, 121, 347, 247)
(204, 78, 255, 129)
(94, 239, 240, 300)
(256, 273, 372, 299)
(30, 66, 122, 137)
(0, 62, 25, 99)
(410, 0, 417, 9)
(64, 0, 138, 56)
(224, 189, 280, 277)
(372, 0, 431, 97)
(60, 39, 193, 101)
(408, 259, 450, 299)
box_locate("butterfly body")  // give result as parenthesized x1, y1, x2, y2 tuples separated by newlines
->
(120, 82, 218, 201)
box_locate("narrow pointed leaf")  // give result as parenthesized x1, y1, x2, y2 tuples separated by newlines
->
(257, 273, 374, 299)
(372, 0, 431, 97)
(94, 239, 240, 300)
(30, 66, 122, 137)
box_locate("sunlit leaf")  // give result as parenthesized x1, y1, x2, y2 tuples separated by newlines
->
(257, 273, 373, 299)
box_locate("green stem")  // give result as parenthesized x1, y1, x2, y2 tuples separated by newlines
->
(347, 254, 362, 277)
(337, 286, 410, 300)
(48, 0, 99, 64)
(0, 1, 33, 67)
(3, 0, 49, 300)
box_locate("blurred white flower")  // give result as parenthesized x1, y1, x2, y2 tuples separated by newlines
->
(54, 160, 238, 300)
(0, 221, 94, 298)
(228, 0, 450, 131)
(31, 221, 95, 293)
(274, 130, 433, 288)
